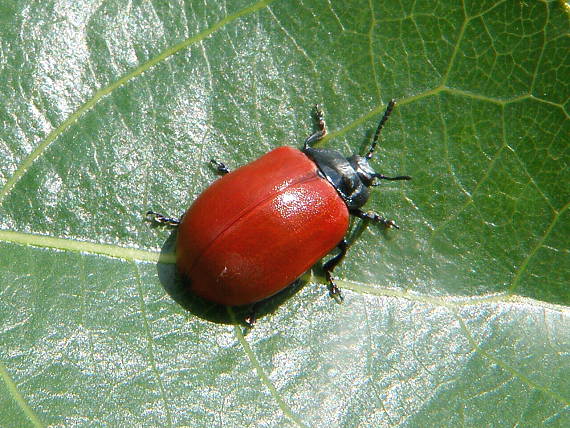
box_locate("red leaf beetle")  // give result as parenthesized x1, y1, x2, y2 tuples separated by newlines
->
(148, 101, 410, 325)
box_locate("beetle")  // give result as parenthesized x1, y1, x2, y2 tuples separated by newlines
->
(148, 100, 410, 325)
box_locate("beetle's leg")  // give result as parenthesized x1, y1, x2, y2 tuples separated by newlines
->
(304, 104, 328, 149)
(244, 302, 261, 328)
(371, 174, 411, 185)
(323, 239, 348, 303)
(210, 159, 230, 175)
(351, 209, 400, 229)
(146, 211, 180, 227)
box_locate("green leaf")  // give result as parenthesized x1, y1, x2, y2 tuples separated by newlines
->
(1, 0, 568, 426)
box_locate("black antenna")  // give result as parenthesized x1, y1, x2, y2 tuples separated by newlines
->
(371, 173, 411, 184)
(366, 99, 396, 159)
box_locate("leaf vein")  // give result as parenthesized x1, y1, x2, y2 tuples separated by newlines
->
(229, 309, 309, 428)
(454, 311, 570, 406)
(134, 266, 174, 427)
(0, 361, 44, 427)
(508, 200, 569, 293)
(0, 0, 278, 204)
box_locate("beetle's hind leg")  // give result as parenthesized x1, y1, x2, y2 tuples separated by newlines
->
(304, 104, 328, 149)
(146, 211, 181, 227)
(210, 159, 230, 175)
(323, 239, 348, 303)
(244, 302, 261, 328)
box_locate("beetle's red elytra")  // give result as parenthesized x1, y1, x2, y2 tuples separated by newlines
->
(148, 102, 410, 323)
(176, 146, 349, 306)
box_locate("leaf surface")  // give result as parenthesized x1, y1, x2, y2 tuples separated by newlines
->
(0, 0, 568, 426)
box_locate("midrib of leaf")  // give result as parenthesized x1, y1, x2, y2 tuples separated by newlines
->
(2, 226, 568, 316)
(0, 229, 173, 264)
(0, 0, 279, 205)
(342, 280, 568, 313)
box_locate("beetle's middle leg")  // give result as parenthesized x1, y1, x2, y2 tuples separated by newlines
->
(323, 239, 348, 303)
(147, 158, 232, 226)
(351, 209, 400, 229)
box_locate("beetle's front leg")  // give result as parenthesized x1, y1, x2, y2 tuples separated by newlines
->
(351, 209, 400, 229)
(323, 239, 348, 303)
(304, 104, 328, 148)
(146, 211, 181, 227)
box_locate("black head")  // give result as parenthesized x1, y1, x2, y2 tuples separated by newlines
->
(303, 100, 411, 210)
